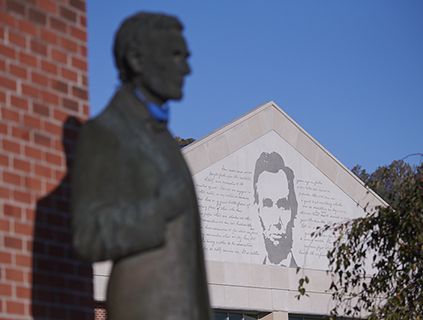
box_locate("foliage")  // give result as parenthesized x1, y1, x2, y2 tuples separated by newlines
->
(298, 160, 423, 319)
(175, 136, 195, 148)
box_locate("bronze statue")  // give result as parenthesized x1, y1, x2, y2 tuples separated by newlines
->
(71, 12, 211, 319)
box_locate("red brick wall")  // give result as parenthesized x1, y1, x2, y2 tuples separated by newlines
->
(0, 0, 92, 319)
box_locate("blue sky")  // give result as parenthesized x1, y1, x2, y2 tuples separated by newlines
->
(87, 0, 422, 172)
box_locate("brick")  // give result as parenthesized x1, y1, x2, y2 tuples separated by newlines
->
(0, 42, 16, 59)
(25, 176, 42, 191)
(0, 186, 11, 199)
(0, 252, 12, 264)
(3, 171, 21, 186)
(62, 97, 78, 112)
(46, 152, 62, 166)
(61, 67, 77, 82)
(8, 30, 26, 48)
(25, 208, 36, 221)
(16, 286, 31, 299)
(0, 90, 6, 103)
(4, 236, 23, 249)
(60, 6, 77, 22)
(52, 79, 68, 94)
(3, 139, 21, 154)
(10, 95, 28, 110)
(53, 168, 65, 181)
(34, 164, 52, 178)
(51, 48, 66, 63)
(28, 8, 47, 25)
(18, 19, 38, 37)
(49, 16, 67, 33)
(5, 0, 26, 16)
(25, 145, 43, 160)
(53, 109, 69, 122)
(9, 63, 28, 79)
(41, 28, 58, 44)
(6, 300, 25, 315)
(33, 132, 51, 147)
(0, 186, 10, 199)
(0, 58, 6, 72)
(22, 84, 40, 99)
(11, 126, 30, 140)
(70, 25, 86, 42)
(43, 121, 61, 135)
(47, 244, 65, 257)
(40, 90, 59, 104)
(0, 284, 13, 296)
(24, 114, 41, 128)
(13, 158, 30, 172)
(25, 268, 33, 283)
(71, 56, 87, 70)
(15, 222, 32, 236)
(82, 75, 88, 87)
(13, 190, 32, 204)
(41, 60, 58, 75)
(1, 107, 20, 122)
(70, 0, 85, 11)
(0, 154, 9, 166)
(31, 39, 47, 56)
(0, 217, 11, 230)
(60, 36, 78, 53)
(19, 51, 38, 67)
(31, 71, 49, 87)
(72, 86, 88, 100)
(33, 102, 50, 117)
(0, 122, 8, 135)
(0, 75, 17, 90)
(0, 12, 18, 28)
(36, 0, 57, 14)
(79, 14, 86, 28)
(4, 203, 22, 218)
(79, 44, 87, 57)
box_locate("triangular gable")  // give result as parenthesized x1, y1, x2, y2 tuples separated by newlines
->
(183, 102, 386, 270)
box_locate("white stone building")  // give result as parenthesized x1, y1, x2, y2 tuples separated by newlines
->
(94, 102, 386, 320)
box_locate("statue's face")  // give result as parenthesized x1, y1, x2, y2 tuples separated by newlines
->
(137, 30, 191, 103)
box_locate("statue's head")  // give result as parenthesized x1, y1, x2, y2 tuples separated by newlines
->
(113, 12, 191, 105)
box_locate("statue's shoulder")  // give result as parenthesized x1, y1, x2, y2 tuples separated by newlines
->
(81, 88, 128, 138)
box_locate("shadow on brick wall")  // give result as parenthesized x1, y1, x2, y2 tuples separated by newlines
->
(32, 116, 94, 320)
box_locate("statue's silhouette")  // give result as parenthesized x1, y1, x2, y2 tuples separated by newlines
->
(71, 12, 210, 319)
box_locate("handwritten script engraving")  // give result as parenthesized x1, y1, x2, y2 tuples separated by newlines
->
(296, 179, 347, 259)
(196, 165, 259, 258)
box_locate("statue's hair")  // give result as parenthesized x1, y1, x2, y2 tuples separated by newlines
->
(113, 12, 183, 82)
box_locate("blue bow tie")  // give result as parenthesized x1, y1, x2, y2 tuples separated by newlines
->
(134, 89, 170, 123)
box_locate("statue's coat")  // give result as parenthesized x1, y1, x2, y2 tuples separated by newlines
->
(71, 83, 210, 319)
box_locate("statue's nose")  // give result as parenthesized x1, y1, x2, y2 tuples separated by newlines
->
(181, 60, 191, 76)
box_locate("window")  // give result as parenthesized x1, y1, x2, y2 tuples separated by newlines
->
(289, 315, 351, 320)
(213, 310, 264, 320)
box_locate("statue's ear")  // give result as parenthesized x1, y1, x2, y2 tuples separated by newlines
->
(126, 46, 144, 74)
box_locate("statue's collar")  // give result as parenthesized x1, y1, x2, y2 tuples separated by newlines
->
(117, 84, 168, 132)
(133, 88, 169, 124)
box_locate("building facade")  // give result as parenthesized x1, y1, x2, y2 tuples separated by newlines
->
(94, 103, 386, 319)
(0, 1, 92, 319)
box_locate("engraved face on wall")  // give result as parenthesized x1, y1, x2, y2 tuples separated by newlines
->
(253, 152, 298, 266)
